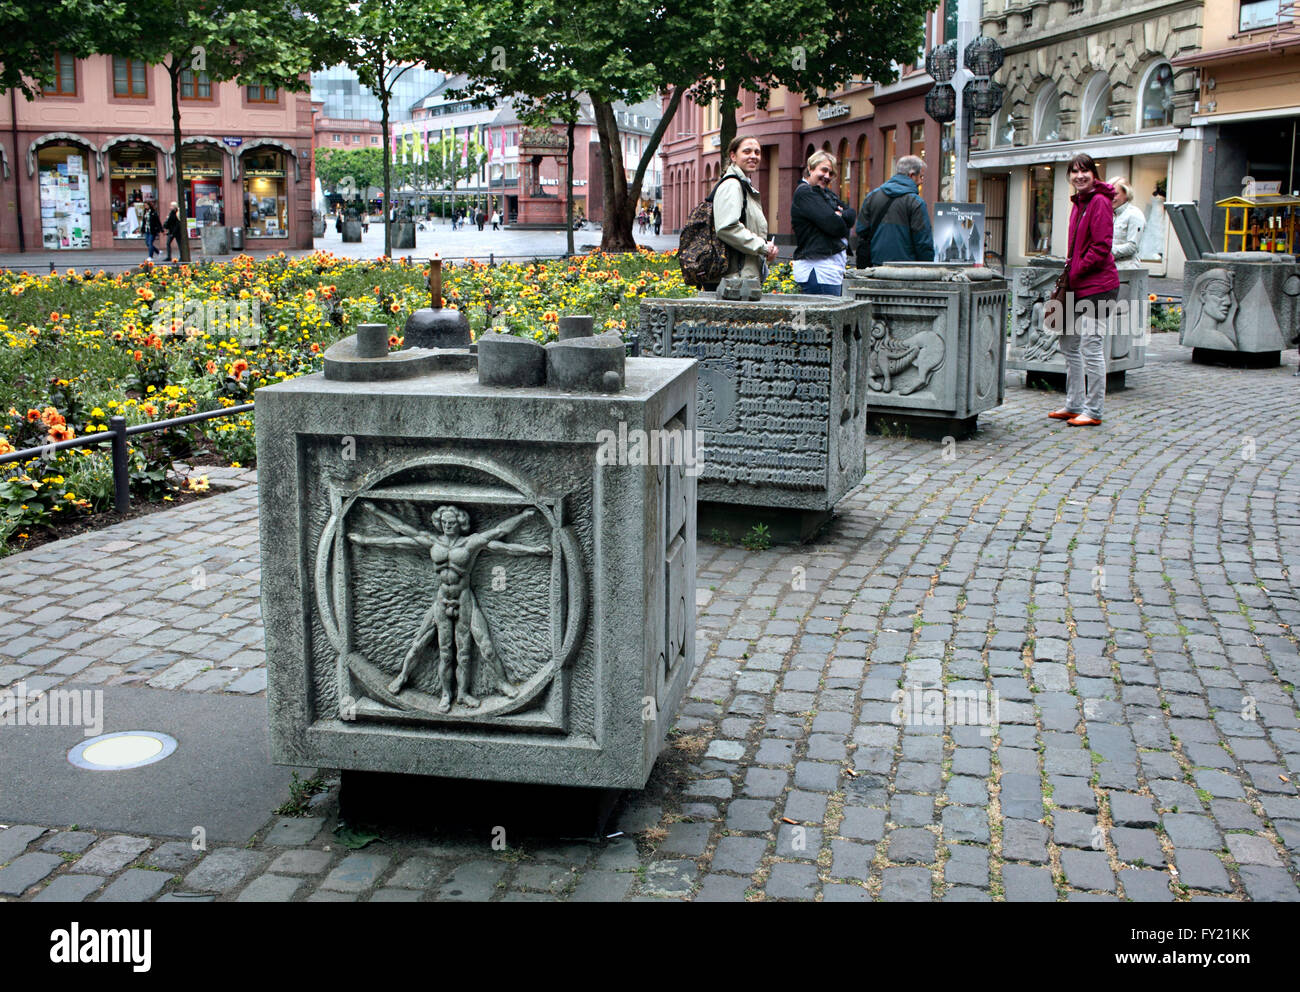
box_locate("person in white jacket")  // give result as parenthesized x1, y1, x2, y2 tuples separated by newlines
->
(1110, 177, 1145, 261)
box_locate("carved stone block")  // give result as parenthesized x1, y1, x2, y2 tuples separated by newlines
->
(1179, 253, 1300, 357)
(638, 294, 870, 512)
(844, 265, 1007, 425)
(257, 358, 697, 790)
(1008, 259, 1149, 376)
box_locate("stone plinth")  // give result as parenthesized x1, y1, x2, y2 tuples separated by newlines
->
(392, 222, 416, 250)
(1180, 252, 1300, 367)
(637, 294, 870, 518)
(843, 265, 1007, 438)
(342, 220, 362, 243)
(1008, 258, 1148, 387)
(257, 355, 697, 791)
(200, 225, 228, 255)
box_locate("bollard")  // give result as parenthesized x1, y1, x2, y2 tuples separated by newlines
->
(110, 416, 130, 513)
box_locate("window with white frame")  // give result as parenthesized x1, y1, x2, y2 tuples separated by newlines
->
(1240, 0, 1294, 31)
(1081, 73, 1112, 136)
(1139, 62, 1175, 128)
(1033, 83, 1061, 143)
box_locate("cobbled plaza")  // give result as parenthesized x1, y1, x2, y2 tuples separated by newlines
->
(1, 332, 1297, 903)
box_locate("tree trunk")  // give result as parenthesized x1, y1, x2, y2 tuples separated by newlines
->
(168, 61, 191, 263)
(381, 76, 392, 258)
(717, 77, 740, 175)
(565, 117, 575, 256)
(592, 86, 688, 253)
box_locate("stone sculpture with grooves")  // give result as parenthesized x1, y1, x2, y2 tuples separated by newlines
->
(477, 333, 546, 387)
(545, 335, 626, 392)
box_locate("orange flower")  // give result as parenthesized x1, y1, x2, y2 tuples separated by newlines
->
(387, 335, 402, 348)
(140, 403, 158, 417)
(132, 349, 143, 361)
(309, 342, 321, 354)
(542, 310, 559, 323)
(231, 359, 249, 380)
(389, 302, 401, 313)
(1148, 293, 1157, 302)
(40, 407, 64, 428)
(205, 360, 217, 374)
(47, 424, 75, 443)
(25, 409, 40, 422)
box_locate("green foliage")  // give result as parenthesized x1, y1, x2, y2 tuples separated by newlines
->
(741, 523, 771, 551)
(274, 771, 326, 816)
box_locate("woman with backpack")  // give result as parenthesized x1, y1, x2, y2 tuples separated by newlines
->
(714, 135, 778, 283)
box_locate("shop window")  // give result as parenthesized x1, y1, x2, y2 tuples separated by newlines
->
(42, 53, 76, 96)
(180, 70, 212, 101)
(856, 135, 869, 205)
(181, 145, 225, 238)
(1241, 0, 1293, 31)
(1082, 74, 1112, 136)
(1027, 164, 1054, 254)
(37, 145, 91, 250)
(242, 150, 289, 238)
(109, 145, 159, 239)
(837, 138, 851, 203)
(113, 57, 148, 98)
(910, 121, 926, 161)
(1140, 62, 1175, 129)
(1034, 84, 1060, 142)
(991, 109, 1015, 147)
(939, 122, 955, 201)
(882, 127, 897, 178)
(246, 84, 278, 103)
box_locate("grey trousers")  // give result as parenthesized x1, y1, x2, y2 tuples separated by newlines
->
(1058, 291, 1115, 420)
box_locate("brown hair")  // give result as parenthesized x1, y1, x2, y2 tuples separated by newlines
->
(1067, 153, 1100, 178)
(727, 135, 760, 157)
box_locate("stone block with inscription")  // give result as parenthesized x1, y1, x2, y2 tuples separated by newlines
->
(257, 336, 697, 790)
(637, 294, 870, 513)
(1008, 258, 1148, 384)
(1180, 253, 1300, 366)
(843, 264, 1007, 436)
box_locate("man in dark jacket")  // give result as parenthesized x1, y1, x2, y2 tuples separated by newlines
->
(855, 155, 934, 268)
(163, 202, 182, 262)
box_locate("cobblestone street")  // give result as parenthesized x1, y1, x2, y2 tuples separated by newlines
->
(1, 333, 1298, 902)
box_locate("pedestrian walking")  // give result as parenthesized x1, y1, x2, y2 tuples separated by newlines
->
(476, 208, 486, 231)
(855, 155, 933, 267)
(335, 208, 343, 235)
(791, 150, 855, 296)
(1109, 177, 1145, 262)
(491, 209, 501, 231)
(143, 202, 162, 261)
(361, 210, 370, 234)
(163, 201, 182, 262)
(1047, 152, 1118, 428)
(653, 205, 662, 235)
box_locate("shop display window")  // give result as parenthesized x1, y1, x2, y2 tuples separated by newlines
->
(38, 145, 92, 250)
(242, 151, 289, 238)
(182, 145, 225, 237)
(110, 145, 159, 239)
(1027, 164, 1054, 254)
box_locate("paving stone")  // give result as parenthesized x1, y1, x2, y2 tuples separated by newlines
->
(640, 860, 697, 898)
(829, 840, 872, 881)
(944, 845, 990, 886)
(1236, 866, 1300, 901)
(725, 799, 775, 833)
(41, 831, 97, 855)
(1173, 850, 1232, 893)
(32, 874, 105, 903)
(269, 849, 334, 876)
(184, 849, 268, 892)
(1111, 827, 1167, 867)
(839, 806, 887, 842)
(437, 861, 507, 901)
(879, 865, 932, 902)
(76, 835, 152, 875)
(514, 863, 577, 893)
(941, 806, 989, 843)
(97, 869, 173, 902)
(1001, 864, 1058, 902)
(1161, 814, 1223, 851)
(1120, 869, 1175, 902)
(742, 768, 788, 798)
(712, 837, 766, 875)
(692, 874, 752, 902)
(793, 760, 841, 792)
(1060, 849, 1116, 892)
(569, 870, 635, 902)
(264, 817, 324, 846)
(320, 852, 391, 893)
(1107, 793, 1159, 829)
(822, 882, 873, 901)
(1002, 820, 1049, 863)
(0, 853, 65, 896)
(0, 825, 47, 862)
(661, 822, 712, 858)
(145, 842, 202, 871)
(370, 887, 422, 902)
(1224, 833, 1282, 867)
(783, 790, 827, 822)
(764, 862, 819, 900)
(888, 828, 936, 864)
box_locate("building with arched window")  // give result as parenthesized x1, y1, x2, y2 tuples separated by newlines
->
(0, 56, 314, 254)
(967, 1, 1204, 278)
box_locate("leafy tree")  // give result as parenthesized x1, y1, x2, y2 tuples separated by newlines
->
(0, 0, 114, 99)
(316, 147, 385, 199)
(94, 1, 338, 262)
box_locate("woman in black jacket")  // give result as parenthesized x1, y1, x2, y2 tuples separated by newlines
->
(790, 151, 855, 296)
(163, 202, 182, 262)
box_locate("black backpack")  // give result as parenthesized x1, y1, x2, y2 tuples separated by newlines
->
(678, 174, 746, 288)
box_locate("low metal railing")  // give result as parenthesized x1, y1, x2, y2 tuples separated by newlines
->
(0, 403, 254, 513)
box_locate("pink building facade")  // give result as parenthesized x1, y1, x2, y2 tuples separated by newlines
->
(0, 56, 315, 254)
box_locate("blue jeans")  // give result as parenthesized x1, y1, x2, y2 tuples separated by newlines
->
(144, 232, 157, 257)
(797, 268, 842, 296)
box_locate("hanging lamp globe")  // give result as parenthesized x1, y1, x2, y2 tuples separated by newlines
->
(925, 83, 957, 123)
(964, 35, 1005, 78)
(926, 41, 958, 83)
(964, 79, 1005, 119)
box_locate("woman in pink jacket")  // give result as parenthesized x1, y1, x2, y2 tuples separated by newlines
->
(1048, 153, 1119, 427)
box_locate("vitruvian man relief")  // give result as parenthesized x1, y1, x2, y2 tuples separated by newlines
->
(314, 453, 587, 729)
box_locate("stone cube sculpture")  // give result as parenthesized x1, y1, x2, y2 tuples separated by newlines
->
(843, 265, 1007, 438)
(638, 294, 870, 520)
(1180, 252, 1300, 367)
(258, 324, 697, 790)
(1007, 258, 1148, 387)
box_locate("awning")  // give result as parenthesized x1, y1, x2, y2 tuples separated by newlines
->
(968, 129, 1182, 170)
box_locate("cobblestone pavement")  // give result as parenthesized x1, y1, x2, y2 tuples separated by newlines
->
(1, 333, 1298, 902)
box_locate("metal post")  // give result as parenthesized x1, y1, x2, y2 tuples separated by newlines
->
(110, 415, 130, 513)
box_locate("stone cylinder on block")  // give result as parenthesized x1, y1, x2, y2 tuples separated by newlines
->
(1179, 252, 1299, 366)
(256, 354, 698, 790)
(478, 333, 546, 387)
(546, 335, 625, 392)
(558, 315, 595, 340)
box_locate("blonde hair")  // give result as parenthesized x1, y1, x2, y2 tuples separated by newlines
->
(805, 150, 835, 176)
(1111, 177, 1133, 200)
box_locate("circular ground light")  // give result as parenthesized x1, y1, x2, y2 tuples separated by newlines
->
(68, 731, 178, 771)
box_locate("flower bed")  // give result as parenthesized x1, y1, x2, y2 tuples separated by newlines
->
(0, 250, 795, 554)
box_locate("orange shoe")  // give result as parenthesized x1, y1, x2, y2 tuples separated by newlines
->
(1047, 409, 1078, 420)
(1067, 415, 1102, 426)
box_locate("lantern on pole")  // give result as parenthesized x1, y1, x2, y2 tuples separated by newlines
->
(925, 84, 957, 124)
(963, 79, 1004, 119)
(963, 35, 1004, 79)
(926, 41, 958, 83)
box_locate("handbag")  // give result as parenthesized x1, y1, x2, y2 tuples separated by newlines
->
(1045, 269, 1070, 333)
